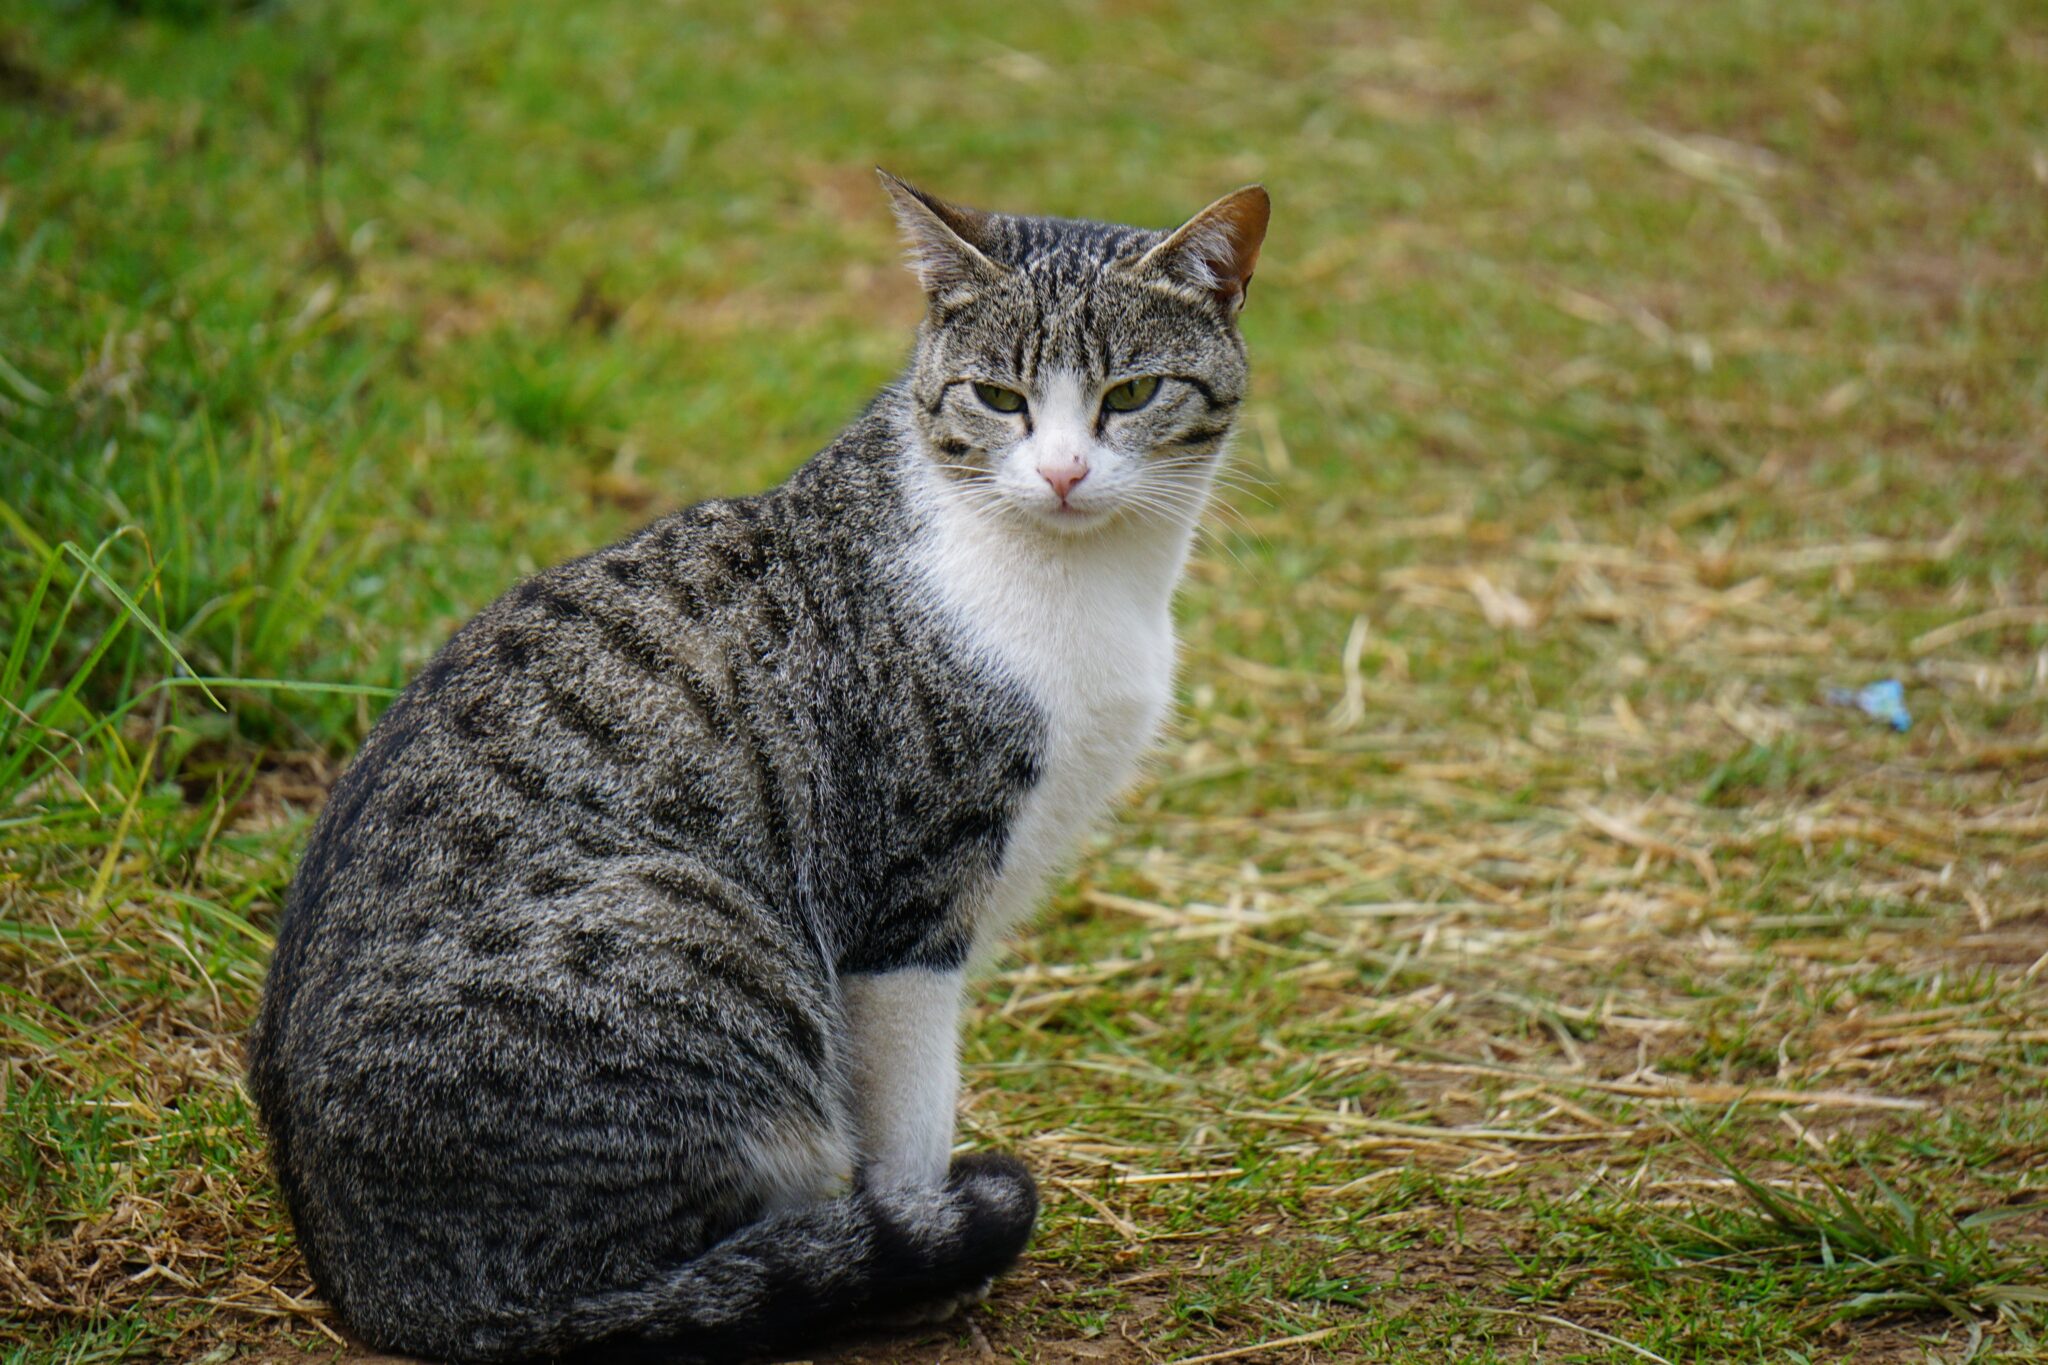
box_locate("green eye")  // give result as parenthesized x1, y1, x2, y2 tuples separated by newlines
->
(972, 382, 1026, 414)
(1102, 375, 1161, 413)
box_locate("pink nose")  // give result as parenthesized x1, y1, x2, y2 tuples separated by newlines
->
(1040, 460, 1089, 500)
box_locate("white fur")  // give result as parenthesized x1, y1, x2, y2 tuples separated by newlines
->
(837, 383, 1211, 1193)
(743, 1119, 857, 1215)
(842, 966, 965, 1190)
(903, 376, 1209, 956)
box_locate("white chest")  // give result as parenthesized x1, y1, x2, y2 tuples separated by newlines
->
(909, 492, 1191, 953)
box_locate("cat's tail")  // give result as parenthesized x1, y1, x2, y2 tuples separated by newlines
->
(465, 1153, 1038, 1363)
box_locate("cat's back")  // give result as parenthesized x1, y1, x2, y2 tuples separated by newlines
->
(254, 477, 853, 1089)
(273, 487, 816, 936)
(248, 400, 995, 1078)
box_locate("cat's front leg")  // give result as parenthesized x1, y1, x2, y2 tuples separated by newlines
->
(843, 966, 964, 1190)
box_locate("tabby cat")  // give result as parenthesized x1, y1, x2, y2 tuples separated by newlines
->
(248, 173, 1269, 1362)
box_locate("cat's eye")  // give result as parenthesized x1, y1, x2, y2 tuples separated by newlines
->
(1102, 375, 1161, 414)
(973, 382, 1027, 414)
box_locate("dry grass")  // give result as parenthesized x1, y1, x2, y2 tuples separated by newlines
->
(6, 0, 2048, 1360)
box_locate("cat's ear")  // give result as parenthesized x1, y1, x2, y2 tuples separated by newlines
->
(878, 170, 1007, 299)
(1135, 185, 1270, 315)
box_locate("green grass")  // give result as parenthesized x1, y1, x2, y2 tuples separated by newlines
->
(4, 0, 2047, 1360)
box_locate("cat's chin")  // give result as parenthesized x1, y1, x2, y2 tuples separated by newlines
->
(1013, 500, 1119, 537)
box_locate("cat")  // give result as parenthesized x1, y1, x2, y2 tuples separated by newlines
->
(246, 172, 1268, 1363)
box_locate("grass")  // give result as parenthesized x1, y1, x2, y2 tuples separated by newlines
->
(4, 0, 2047, 1360)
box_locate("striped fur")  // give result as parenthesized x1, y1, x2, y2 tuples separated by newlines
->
(247, 178, 1265, 1362)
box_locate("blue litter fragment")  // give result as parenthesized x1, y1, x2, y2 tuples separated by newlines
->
(1825, 678, 1911, 732)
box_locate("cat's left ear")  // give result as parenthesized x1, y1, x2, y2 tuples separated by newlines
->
(878, 170, 1007, 300)
(1136, 185, 1270, 315)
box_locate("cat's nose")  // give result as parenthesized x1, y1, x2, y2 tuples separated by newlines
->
(1039, 459, 1089, 501)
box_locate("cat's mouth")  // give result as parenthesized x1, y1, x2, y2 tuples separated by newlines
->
(1018, 493, 1115, 534)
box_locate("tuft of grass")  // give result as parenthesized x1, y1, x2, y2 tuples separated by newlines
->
(1643, 1130, 2048, 1333)
(478, 337, 624, 446)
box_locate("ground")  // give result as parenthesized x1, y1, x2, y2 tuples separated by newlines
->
(3, 1, 2047, 1361)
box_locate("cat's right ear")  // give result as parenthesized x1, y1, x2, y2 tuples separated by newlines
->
(1135, 185, 1270, 316)
(878, 171, 1006, 300)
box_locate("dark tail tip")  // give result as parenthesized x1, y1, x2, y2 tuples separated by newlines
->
(860, 1152, 1039, 1311)
(533, 1154, 1043, 1365)
(944, 1151, 1040, 1275)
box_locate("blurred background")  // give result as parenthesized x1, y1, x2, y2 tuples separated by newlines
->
(4, 2, 2046, 1361)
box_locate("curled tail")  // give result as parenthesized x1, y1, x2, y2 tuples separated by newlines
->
(462, 1154, 1038, 1363)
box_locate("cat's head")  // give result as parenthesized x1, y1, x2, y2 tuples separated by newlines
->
(883, 174, 1268, 538)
